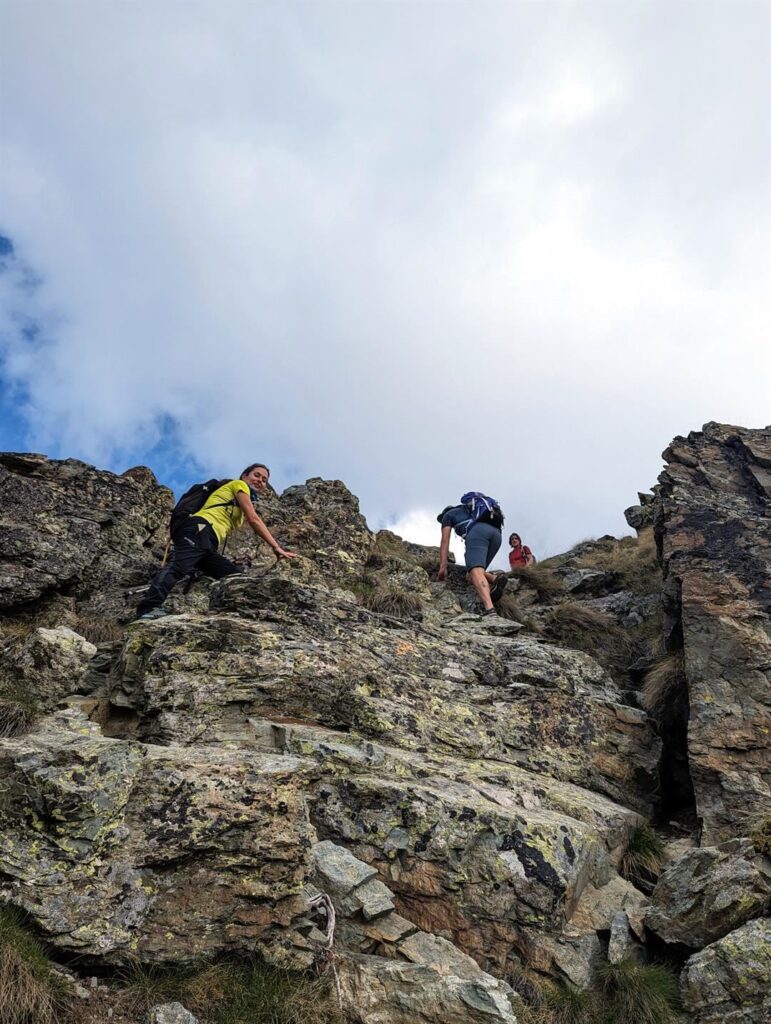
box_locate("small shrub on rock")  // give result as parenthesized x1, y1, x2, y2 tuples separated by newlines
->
(0, 907, 71, 1024)
(750, 815, 771, 857)
(596, 959, 682, 1024)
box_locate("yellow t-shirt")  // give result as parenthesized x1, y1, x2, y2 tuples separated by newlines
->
(193, 479, 250, 545)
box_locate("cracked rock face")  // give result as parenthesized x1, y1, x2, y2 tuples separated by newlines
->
(656, 423, 771, 843)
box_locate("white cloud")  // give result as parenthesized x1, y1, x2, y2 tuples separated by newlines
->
(0, 1, 769, 556)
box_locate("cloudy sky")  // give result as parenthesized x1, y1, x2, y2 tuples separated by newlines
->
(1, 1, 769, 562)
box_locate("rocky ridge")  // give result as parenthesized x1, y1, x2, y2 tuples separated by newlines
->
(0, 424, 769, 1023)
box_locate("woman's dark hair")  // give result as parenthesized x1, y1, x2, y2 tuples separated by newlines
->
(241, 462, 270, 478)
(509, 533, 521, 545)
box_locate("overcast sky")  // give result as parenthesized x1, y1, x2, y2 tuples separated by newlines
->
(1, 1, 769, 562)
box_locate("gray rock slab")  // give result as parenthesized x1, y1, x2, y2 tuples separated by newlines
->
(312, 840, 378, 896)
(680, 917, 771, 1023)
(646, 838, 771, 948)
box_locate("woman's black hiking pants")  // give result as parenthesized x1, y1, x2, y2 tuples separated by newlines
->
(137, 517, 240, 615)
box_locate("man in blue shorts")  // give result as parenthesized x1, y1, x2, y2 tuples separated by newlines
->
(437, 502, 506, 615)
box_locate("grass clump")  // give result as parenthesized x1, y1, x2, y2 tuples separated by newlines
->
(572, 529, 660, 597)
(0, 907, 71, 1024)
(510, 566, 565, 602)
(641, 652, 685, 713)
(621, 823, 665, 890)
(356, 581, 421, 618)
(120, 958, 343, 1024)
(596, 959, 682, 1024)
(0, 694, 39, 738)
(545, 984, 597, 1024)
(74, 616, 125, 645)
(544, 602, 617, 645)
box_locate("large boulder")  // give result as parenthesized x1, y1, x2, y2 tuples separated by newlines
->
(0, 707, 317, 964)
(0, 626, 96, 716)
(679, 917, 771, 1023)
(645, 838, 771, 948)
(656, 424, 771, 842)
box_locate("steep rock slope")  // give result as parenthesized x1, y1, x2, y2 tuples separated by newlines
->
(0, 427, 769, 1023)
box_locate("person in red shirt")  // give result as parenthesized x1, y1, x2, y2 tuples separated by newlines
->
(508, 533, 535, 569)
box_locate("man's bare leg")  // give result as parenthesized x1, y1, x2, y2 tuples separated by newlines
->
(466, 567, 494, 611)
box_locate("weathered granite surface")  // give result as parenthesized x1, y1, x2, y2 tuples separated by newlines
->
(0, 453, 171, 616)
(655, 423, 771, 843)
(680, 917, 771, 1023)
(645, 838, 771, 948)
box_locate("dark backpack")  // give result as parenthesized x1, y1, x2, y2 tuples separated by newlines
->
(169, 478, 234, 534)
(460, 491, 505, 531)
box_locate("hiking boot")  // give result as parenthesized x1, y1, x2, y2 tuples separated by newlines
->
(136, 607, 169, 621)
(480, 607, 497, 617)
(489, 574, 508, 603)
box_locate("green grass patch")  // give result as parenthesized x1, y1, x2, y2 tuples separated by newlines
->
(119, 958, 343, 1024)
(621, 823, 665, 890)
(596, 959, 682, 1024)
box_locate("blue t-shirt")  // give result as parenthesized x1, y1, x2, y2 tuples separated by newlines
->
(441, 505, 473, 537)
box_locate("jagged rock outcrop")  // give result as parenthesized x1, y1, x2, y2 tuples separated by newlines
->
(0, 452, 171, 620)
(655, 423, 771, 842)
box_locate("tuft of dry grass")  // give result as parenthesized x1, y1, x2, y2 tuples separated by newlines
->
(0, 621, 37, 641)
(358, 583, 422, 619)
(572, 528, 660, 597)
(0, 907, 71, 1024)
(510, 566, 565, 602)
(544, 602, 616, 642)
(74, 617, 126, 645)
(496, 593, 542, 633)
(0, 695, 39, 739)
(641, 652, 685, 713)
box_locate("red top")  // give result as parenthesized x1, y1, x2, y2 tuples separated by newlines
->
(509, 546, 533, 569)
